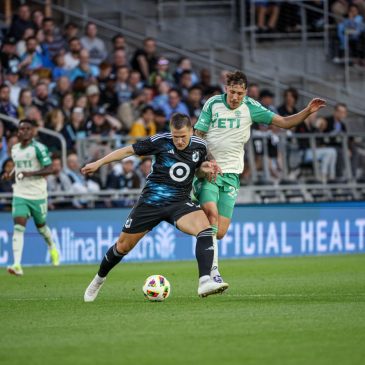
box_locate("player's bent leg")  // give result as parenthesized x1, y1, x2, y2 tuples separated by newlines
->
(176, 211, 228, 297)
(36, 223, 60, 266)
(84, 231, 148, 302)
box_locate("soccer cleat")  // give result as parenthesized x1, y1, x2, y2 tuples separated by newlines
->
(7, 264, 24, 276)
(211, 268, 224, 284)
(84, 274, 106, 302)
(50, 247, 60, 266)
(198, 277, 229, 297)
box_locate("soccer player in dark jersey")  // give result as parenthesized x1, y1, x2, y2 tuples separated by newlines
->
(82, 113, 228, 301)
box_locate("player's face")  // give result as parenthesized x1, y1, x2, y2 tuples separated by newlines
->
(171, 126, 193, 150)
(18, 123, 34, 142)
(225, 84, 247, 109)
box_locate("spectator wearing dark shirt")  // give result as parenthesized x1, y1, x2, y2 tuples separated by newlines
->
(0, 37, 21, 75)
(131, 37, 158, 81)
(0, 84, 18, 118)
(185, 85, 203, 125)
(61, 107, 86, 151)
(277, 87, 299, 116)
(32, 82, 56, 117)
(42, 17, 66, 60)
(7, 4, 36, 41)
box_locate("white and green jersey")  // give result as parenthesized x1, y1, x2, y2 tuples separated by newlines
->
(11, 140, 52, 200)
(195, 94, 274, 174)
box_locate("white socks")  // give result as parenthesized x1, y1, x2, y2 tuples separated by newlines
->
(12, 224, 25, 266)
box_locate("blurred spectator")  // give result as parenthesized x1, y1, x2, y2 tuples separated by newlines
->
(4, 70, 22, 107)
(17, 88, 33, 119)
(185, 86, 203, 125)
(52, 50, 69, 80)
(45, 108, 65, 133)
(70, 49, 99, 83)
(16, 27, 35, 57)
(117, 90, 146, 133)
(42, 17, 66, 59)
(129, 106, 157, 140)
(50, 76, 71, 106)
(63, 22, 80, 44)
(80, 22, 107, 67)
(60, 92, 75, 122)
(47, 154, 74, 209)
(0, 122, 8, 166)
(136, 157, 153, 186)
(115, 66, 132, 104)
(111, 49, 128, 74)
(161, 88, 189, 120)
(277, 87, 299, 116)
(295, 112, 337, 182)
(112, 34, 127, 52)
(256, 1, 280, 33)
(0, 131, 18, 165)
(173, 57, 199, 85)
(7, 4, 36, 41)
(64, 37, 81, 70)
(85, 107, 113, 137)
(178, 70, 194, 99)
(65, 153, 100, 208)
(152, 81, 171, 110)
(142, 85, 155, 106)
(336, 5, 365, 63)
(61, 107, 86, 151)
(247, 83, 260, 101)
(19, 36, 46, 73)
(97, 61, 113, 91)
(0, 84, 18, 118)
(129, 70, 143, 92)
(31, 9, 45, 30)
(33, 82, 55, 116)
(149, 56, 174, 87)
(86, 84, 102, 115)
(154, 109, 169, 133)
(75, 94, 88, 111)
(0, 158, 15, 193)
(131, 37, 158, 81)
(100, 75, 119, 114)
(1, 37, 21, 75)
(259, 89, 278, 113)
(106, 155, 141, 190)
(196, 68, 212, 95)
(218, 70, 229, 93)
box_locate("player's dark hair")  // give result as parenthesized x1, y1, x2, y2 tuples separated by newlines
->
(226, 70, 248, 88)
(19, 119, 36, 127)
(170, 113, 191, 130)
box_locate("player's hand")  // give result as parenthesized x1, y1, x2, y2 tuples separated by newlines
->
(307, 98, 326, 114)
(1, 172, 10, 181)
(81, 161, 102, 175)
(200, 161, 222, 182)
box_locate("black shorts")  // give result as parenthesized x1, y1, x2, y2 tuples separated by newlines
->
(122, 199, 201, 234)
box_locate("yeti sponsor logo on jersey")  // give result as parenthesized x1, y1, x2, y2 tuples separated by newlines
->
(169, 162, 190, 182)
(212, 118, 241, 129)
(192, 151, 199, 162)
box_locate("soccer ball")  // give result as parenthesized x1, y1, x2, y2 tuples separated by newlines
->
(143, 274, 171, 302)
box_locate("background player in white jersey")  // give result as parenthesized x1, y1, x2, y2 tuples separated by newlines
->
(2, 119, 60, 275)
(194, 70, 326, 283)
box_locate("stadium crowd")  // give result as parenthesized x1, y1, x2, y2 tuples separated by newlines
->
(0, 3, 364, 210)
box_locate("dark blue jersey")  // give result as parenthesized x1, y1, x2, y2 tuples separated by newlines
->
(132, 132, 207, 205)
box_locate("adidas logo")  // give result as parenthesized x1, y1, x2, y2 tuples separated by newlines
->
(167, 149, 174, 154)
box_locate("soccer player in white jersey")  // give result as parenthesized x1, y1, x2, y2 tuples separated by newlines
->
(2, 119, 60, 275)
(194, 70, 326, 283)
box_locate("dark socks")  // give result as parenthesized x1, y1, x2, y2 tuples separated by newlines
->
(98, 243, 126, 278)
(195, 228, 214, 277)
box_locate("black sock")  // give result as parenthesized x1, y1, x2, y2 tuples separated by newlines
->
(195, 228, 214, 278)
(98, 243, 126, 278)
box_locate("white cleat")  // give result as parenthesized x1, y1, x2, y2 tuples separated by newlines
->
(84, 274, 106, 302)
(198, 276, 229, 298)
(7, 264, 24, 276)
(211, 269, 226, 284)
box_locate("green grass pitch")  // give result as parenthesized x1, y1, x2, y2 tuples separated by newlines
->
(1, 255, 364, 365)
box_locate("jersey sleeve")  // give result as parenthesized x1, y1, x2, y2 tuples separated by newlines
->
(132, 135, 164, 156)
(34, 143, 52, 167)
(196, 145, 208, 168)
(194, 98, 214, 133)
(246, 97, 275, 125)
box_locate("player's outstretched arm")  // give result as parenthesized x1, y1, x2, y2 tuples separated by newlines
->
(81, 145, 135, 175)
(272, 98, 326, 129)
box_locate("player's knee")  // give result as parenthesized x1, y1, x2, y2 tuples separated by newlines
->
(116, 239, 131, 254)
